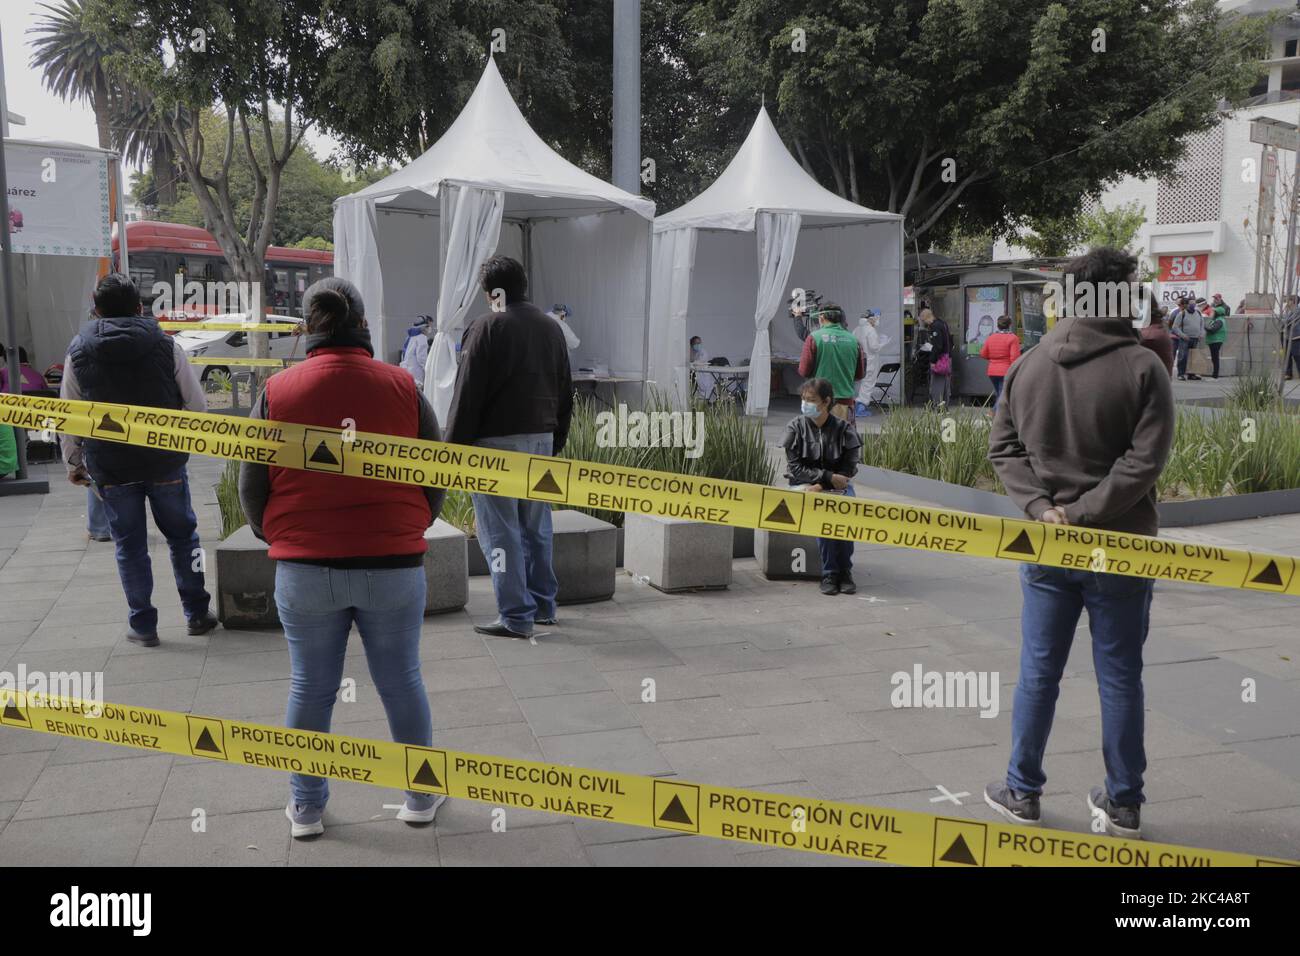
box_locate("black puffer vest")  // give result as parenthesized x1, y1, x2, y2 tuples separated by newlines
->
(69, 316, 186, 484)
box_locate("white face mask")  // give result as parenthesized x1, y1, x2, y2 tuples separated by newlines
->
(801, 400, 820, 418)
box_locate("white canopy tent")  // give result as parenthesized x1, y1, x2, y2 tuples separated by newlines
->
(333, 57, 655, 423)
(649, 107, 904, 415)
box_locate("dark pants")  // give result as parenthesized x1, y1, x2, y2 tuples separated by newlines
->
(97, 468, 210, 635)
(990, 376, 1005, 409)
(1007, 564, 1153, 805)
(1175, 336, 1199, 377)
(816, 484, 855, 575)
(1208, 341, 1222, 378)
(1287, 339, 1300, 378)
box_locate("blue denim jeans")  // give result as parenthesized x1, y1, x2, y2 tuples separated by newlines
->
(96, 468, 210, 635)
(1008, 563, 1153, 806)
(470, 433, 558, 635)
(87, 487, 110, 538)
(815, 483, 855, 574)
(990, 376, 1005, 410)
(1175, 336, 1199, 377)
(275, 561, 432, 809)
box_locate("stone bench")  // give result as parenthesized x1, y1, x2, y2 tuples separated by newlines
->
(624, 513, 733, 592)
(215, 521, 470, 630)
(754, 528, 823, 580)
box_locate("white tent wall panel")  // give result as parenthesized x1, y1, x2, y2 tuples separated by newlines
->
(4, 254, 98, 372)
(686, 229, 761, 367)
(370, 208, 439, 363)
(530, 212, 649, 379)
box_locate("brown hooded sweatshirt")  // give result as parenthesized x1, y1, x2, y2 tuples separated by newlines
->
(989, 314, 1175, 536)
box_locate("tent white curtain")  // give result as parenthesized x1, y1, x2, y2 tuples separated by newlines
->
(647, 227, 698, 405)
(332, 199, 388, 356)
(745, 211, 800, 415)
(424, 184, 505, 423)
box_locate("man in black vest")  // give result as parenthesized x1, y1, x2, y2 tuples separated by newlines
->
(60, 274, 217, 646)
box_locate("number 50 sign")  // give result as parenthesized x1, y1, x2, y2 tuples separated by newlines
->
(1158, 255, 1208, 282)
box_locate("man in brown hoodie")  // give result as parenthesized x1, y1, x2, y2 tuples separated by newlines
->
(984, 247, 1174, 840)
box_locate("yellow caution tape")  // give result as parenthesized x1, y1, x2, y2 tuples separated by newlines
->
(1, 392, 1297, 595)
(2, 691, 1292, 867)
(159, 321, 301, 333)
(187, 357, 301, 368)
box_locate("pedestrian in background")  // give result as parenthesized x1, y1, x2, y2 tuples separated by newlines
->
(986, 246, 1174, 840)
(917, 308, 952, 407)
(59, 274, 217, 647)
(239, 278, 446, 839)
(783, 377, 862, 596)
(1172, 297, 1204, 381)
(1204, 294, 1229, 380)
(980, 314, 1021, 411)
(1139, 305, 1174, 377)
(445, 256, 572, 639)
(798, 303, 865, 425)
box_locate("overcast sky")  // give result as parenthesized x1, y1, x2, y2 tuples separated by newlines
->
(2, 0, 339, 170)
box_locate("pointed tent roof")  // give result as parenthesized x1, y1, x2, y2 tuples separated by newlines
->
(338, 57, 653, 220)
(655, 107, 899, 232)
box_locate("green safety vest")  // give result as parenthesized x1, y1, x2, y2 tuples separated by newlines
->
(811, 324, 859, 399)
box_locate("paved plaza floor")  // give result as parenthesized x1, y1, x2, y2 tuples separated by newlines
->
(1, 412, 1298, 866)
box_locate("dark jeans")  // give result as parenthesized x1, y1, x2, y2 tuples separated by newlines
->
(1175, 336, 1199, 377)
(97, 468, 210, 635)
(816, 484, 855, 575)
(990, 375, 1005, 409)
(1287, 339, 1300, 378)
(1007, 564, 1153, 806)
(1208, 341, 1222, 378)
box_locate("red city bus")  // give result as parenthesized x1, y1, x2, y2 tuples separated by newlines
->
(112, 221, 333, 321)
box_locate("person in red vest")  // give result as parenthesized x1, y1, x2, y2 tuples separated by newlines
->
(239, 277, 446, 839)
(979, 314, 1021, 411)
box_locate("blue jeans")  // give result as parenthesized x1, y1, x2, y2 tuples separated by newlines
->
(815, 484, 855, 574)
(96, 468, 210, 635)
(470, 433, 558, 635)
(275, 562, 432, 809)
(87, 488, 110, 538)
(1008, 564, 1153, 806)
(990, 376, 1005, 410)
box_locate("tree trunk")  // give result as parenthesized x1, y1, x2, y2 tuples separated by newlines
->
(152, 138, 178, 207)
(93, 88, 112, 151)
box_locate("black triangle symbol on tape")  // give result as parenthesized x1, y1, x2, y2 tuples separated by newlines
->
(412, 759, 442, 788)
(1003, 529, 1036, 556)
(765, 499, 797, 526)
(97, 413, 125, 434)
(1251, 560, 1283, 587)
(193, 726, 222, 754)
(658, 794, 693, 825)
(532, 469, 563, 496)
(940, 833, 979, 865)
(309, 441, 339, 466)
(2, 701, 27, 724)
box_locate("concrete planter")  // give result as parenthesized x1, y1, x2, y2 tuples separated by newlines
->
(624, 513, 733, 592)
(215, 521, 470, 630)
(214, 524, 279, 629)
(755, 528, 823, 580)
(733, 526, 755, 559)
(423, 519, 469, 615)
(856, 465, 1300, 529)
(464, 510, 617, 604)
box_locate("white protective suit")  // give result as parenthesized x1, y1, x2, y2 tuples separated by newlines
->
(548, 310, 582, 351)
(401, 331, 431, 392)
(854, 314, 887, 406)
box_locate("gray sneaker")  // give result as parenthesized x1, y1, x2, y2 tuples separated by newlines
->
(1088, 786, 1141, 839)
(396, 794, 447, 826)
(984, 781, 1041, 825)
(285, 800, 325, 838)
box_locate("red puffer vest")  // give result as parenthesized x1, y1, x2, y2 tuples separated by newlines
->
(261, 346, 430, 560)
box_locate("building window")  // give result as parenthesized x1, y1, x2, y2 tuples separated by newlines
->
(1156, 125, 1224, 225)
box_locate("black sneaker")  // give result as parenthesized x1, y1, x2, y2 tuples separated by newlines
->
(984, 781, 1041, 825)
(535, 617, 558, 627)
(819, 574, 840, 596)
(474, 621, 531, 639)
(126, 629, 160, 648)
(1187, 373, 1202, 380)
(838, 572, 857, 595)
(187, 610, 219, 636)
(1088, 786, 1141, 839)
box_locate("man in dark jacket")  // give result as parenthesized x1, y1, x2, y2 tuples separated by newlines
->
(783, 377, 862, 595)
(59, 274, 217, 647)
(984, 247, 1174, 840)
(446, 256, 573, 638)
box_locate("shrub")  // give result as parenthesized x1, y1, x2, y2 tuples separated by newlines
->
(215, 460, 246, 539)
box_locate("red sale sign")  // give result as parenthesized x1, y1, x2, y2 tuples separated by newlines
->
(1157, 255, 1208, 282)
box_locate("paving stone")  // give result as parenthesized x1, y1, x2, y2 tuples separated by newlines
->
(602, 665, 721, 704)
(426, 686, 524, 730)
(435, 822, 589, 866)
(539, 728, 672, 777)
(498, 660, 611, 700)
(779, 741, 933, 799)
(1158, 752, 1300, 812)
(630, 696, 755, 743)
(740, 701, 876, 750)
(0, 750, 53, 802)
(1144, 657, 1300, 744)
(586, 834, 739, 866)
(854, 708, 1003, 756)
(155, 760, 289, 819)
(656, 735, 800, 788)
(13, 754, 171, 819)
(0, 807, 155, 866)
(706, 669, 824, 707)
(138, 808, 292, 866)
(583, 638, 682, 672)
(287, 817, 440, 866)
(517, 691, 637, 737)
(672, 642, 783, 676)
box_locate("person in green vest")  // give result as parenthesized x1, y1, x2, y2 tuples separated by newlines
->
(1205, 293, 1229, 380)
(798, 303, 865, 424)
(0, 423, 16, 479)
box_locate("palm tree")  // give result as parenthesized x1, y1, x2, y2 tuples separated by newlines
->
(113, 92, 183, 207)
(27, 0, 115, 150)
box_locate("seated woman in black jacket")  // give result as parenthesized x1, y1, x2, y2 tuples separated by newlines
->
(782, 377, 863, 595)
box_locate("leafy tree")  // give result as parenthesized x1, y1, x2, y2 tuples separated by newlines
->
(1016, 211, 1085, 258)
(683, 0, 1267, 244)
(290, 236, 333, 251)
(28, 0, 115, 149)
(1081, 199, 1147, 254)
